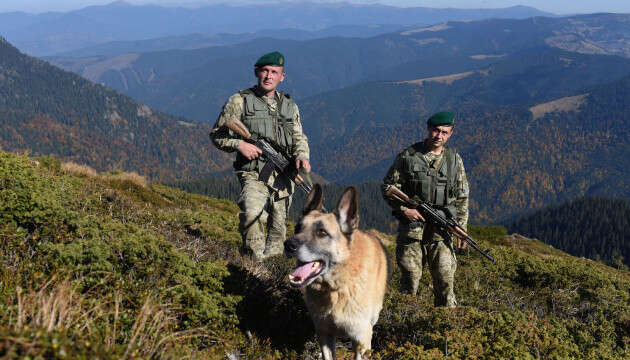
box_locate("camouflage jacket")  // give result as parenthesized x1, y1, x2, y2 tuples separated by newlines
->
(210, 87, 309, 196)
(210, 87, 309, 160)
(382, 140, 469, 231)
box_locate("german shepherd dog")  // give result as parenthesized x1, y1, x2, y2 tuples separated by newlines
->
(284, 184, 388, 360)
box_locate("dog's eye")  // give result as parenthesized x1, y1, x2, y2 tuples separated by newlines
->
(316, 229, 329, 237)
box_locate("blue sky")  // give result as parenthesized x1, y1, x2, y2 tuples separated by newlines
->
(1, 0, 630, 15)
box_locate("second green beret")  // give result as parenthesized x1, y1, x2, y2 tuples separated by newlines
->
(254, 51, 285, 67)
(427, 111, 455, 127)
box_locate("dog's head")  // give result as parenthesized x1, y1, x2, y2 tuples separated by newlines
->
(284, 184, 360, 288)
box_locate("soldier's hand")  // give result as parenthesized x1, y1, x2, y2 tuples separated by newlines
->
(295, 158, 311, 173)
(239, 141, 262, 160)
(404, 208, 425, 222)
(457, 237, 468, 249)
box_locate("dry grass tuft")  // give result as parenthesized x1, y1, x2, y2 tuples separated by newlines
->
(61, 162, 99, 178)
(15, 278, 83, 332)
(8, 277, 213, 357)
(61, 161, 149, 189)
(109, 171, 148, 188)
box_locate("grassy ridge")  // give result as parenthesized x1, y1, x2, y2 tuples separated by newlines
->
(0, 152, 244, 358)
(1, 151, 629, 359)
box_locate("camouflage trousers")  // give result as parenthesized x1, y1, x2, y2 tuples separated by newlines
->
(396, 224, 457, 307)
(237, 173, 291, 261)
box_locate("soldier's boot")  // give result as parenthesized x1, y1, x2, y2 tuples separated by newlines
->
(399, 267, 423, 295)
(241, 236, 266, 261)
(238, 209, 267, 261)
(396, 240, 424, 295)
(263, 197, 288, 259)
(429, 241, 457, 307)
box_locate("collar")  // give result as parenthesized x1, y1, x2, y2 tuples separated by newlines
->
(253, 86, 279, 99)
(422, 140, 444, 155)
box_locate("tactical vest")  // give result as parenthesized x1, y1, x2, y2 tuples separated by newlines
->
(400, 141, 458, 217)
(234, 88, 296, 172)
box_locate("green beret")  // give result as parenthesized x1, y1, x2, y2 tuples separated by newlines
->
(427, 111, 455, 127)
(254, 51, 285, 67)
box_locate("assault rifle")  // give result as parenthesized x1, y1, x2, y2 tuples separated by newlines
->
(385, 186, 495, 263)
(224, 117, 313, 195)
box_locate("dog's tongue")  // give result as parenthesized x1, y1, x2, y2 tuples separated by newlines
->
(291, 261, 319, 282)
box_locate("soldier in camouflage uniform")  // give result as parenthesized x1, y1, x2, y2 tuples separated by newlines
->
(382, 111, 469, 307)
(210, 51, 310, 261)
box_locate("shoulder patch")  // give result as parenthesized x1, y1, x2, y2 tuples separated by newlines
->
(239, 88, 255, 97)
(404, 141, 424, 156)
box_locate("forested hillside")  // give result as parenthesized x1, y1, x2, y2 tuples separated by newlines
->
(2, 151, 630, 359)
(0, 37, 232, 181)
(508, 197, 630, 268)
(298, 53, 630, 223)
(302, 47, 630, 151)
(172, 177, 395, 233)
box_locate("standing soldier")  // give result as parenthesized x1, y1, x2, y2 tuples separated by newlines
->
(210, 51, 310, 261)
(382, 111, 469, 307)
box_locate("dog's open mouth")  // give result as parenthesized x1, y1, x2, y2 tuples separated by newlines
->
(288, 260, 324, 287)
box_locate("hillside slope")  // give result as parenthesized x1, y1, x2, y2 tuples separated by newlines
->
(3, 151, 628, 358)
(297, 51, 630, 223)
(508, 197, 630, 268)
(0, 37, 232, 181)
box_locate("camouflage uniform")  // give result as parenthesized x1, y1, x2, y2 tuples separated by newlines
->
(382, 140, 469, 307)
(210, 87, 309, 260)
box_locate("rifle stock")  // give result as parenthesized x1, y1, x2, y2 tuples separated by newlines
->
(225, 117, 252, 139)
(385, 186, 414, 206)
(385, 186, 495, 263)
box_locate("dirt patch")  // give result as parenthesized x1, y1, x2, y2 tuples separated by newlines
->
(401, 23, 451, 35)
(470, 54, 507, 60)
(81, 53, 140, 82)
(529, 94, 589, 120)
(402, 71, 476, 86)
(412, 37, 445, 45)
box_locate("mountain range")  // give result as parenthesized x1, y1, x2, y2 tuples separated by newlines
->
(0, 2, 553, 56)
(4, 12, 630, 224)
(46, 13, 630, 124)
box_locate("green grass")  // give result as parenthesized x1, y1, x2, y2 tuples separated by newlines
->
(1, 150, 629, 359)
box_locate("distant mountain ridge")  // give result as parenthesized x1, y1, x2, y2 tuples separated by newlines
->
(53, 25, 411, 57)
(0, 2, 553, 55)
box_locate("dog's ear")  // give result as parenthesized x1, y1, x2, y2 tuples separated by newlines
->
(303, 183, 323, 215)
(334, 186, 359, 234)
